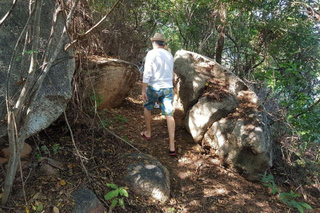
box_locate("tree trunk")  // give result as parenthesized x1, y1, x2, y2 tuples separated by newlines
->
(215, 3, 226, 64)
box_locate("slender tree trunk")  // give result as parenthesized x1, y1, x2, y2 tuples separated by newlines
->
(215, 3, 226, 64)
(1, 0, 42, 204)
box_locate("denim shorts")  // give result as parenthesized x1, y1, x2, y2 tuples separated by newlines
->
(144, 86, 174, 116)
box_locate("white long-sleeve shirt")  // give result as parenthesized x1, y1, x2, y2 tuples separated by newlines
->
(142, 48, 174, 89)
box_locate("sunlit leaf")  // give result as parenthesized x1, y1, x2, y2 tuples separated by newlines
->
(119, 198, 125, 207)
(300, 203, 312, 209)
(110, 199, 118, 208)
(297, 204, 303, 213)
(53, 206, 60, 213)
(36, 204, 44, 211)
(106, 183, 118, 189)
(119, 188, 129, 197)
(104, 190, 119, 200)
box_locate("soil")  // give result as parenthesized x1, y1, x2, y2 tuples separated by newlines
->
(1, 81, 319, 213)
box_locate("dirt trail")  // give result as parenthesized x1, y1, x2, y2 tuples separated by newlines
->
(105, 81, 297, 213)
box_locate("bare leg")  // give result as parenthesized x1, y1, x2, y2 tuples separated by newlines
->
(143, 108, 152, 137)
(166, 115, 175, 151)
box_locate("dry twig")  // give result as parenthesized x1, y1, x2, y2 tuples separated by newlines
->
(0, 0, 17, 27)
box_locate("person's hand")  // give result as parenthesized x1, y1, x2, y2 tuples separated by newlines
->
(142, 91, 148, 103)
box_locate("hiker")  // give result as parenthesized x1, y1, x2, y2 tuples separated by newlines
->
(140, 33, 176, 156)
(138, 58, 160, 108)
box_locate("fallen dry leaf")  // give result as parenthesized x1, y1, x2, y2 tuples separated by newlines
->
(60, 180, 66, 186)
(53, 206, 59, 213)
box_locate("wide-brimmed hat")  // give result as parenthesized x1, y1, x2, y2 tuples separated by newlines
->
(150, 33, 166, 42)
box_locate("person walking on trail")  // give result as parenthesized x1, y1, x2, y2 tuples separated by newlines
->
(140, 32, 176, 156)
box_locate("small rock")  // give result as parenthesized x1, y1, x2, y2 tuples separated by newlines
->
(1, 142, 32, 159)
(71, 185, 106, 213)
(0, 157, 7, 164)
(38, 157, 65, 176)
(40, 164, 59, 176)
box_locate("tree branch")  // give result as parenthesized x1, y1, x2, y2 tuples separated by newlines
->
(64, 111, 90, 179)
(65, 0, 122, 51)
(0, 0, 17, 28)
(293, 98, 320, 119)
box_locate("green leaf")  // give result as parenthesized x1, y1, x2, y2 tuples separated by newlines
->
(104, 190, 119, 200)
(36, 204, 44, 212)
(287, 190, 300, 198)
(279, 193, 288, 202)
(288, 200, 297, 207)
(297, 204, 304, 213)
(110, 199, 118, 208)
(271, 187, 279, 195)
(119, 198, 125, 207)
(168, 207, 176, 212)
(300, 203, 312, 209)
(106, 183, 118, 189)
(119, 188, 129, 197)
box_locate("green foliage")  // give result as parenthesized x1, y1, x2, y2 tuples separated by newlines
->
(261, 174, 279, 195)
(104, 183, 129, 211)
(16, 50, 39, 62)
(32, 201, 44, 212)
(90, 91, 103, 109)
(88, 0, 117, 13)
(40, 145, 49, 154)
(100, 118, 112, 129)
(168, 207, 176, 212)
(241, 0, 320, 148)
(280, 191, 313, 213)
(96, 110, 129, 132)
(261, 174, 312, 213)
(114, 115, 127, 124)
(52, 143, 60, 155)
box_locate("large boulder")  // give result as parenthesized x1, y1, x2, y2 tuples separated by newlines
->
(82, 56, 139, 109)
(174, 50, 273, 179)
(0, 1, 75, 141)
(186, 95, 238, 143)
(173, 50, 246, 113)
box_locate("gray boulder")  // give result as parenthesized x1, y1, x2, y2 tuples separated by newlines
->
(0, 1, 75, 140)
(174, 50, 273, 179)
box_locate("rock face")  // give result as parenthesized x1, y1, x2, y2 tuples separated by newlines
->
(83, 56, 140, 109)
(174, 50, 273, 179)
(0, 1, 75, 141)
(120, 153, 170, 202)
